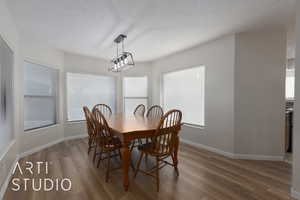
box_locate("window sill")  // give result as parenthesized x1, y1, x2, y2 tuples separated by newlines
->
(24, 123, 60, 134)
(183, 123, 205, 129)
(286, 98, 295, 101)
(66, 120, 86, 124)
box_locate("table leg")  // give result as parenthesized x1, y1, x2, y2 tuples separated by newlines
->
(122, 142, 130, 191)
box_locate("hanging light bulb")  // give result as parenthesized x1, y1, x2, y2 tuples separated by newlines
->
(124, 57, 128, 64)
(121, 58, 125, 66)
(117, 58, 121, 67)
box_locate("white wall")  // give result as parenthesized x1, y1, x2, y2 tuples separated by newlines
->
(152, 35, 236, 154)
(63, 52, 152, 138)
(152, 32, 287, 158)
(0, 0, 19, 194)
(234, 30, 286, 157)
(292, 1, 300, 198)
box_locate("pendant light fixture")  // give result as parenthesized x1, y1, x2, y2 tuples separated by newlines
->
(109, 34, 135, 72)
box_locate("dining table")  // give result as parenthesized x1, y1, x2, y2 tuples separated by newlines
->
(106, 113, 180, 191)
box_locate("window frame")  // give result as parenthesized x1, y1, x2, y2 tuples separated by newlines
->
(0, 33, 15, 151)
(66, 72, 117, 122)
(123, 76, 149, 114)
(23, 60, 59, 131)
(161, 65, 205, 128)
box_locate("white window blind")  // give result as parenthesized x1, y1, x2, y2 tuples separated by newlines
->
(286, 69, 295, 100)
(163, 66, 205, 126)
(0, 35, 14, 154)
(123, 76, 148, 116)
(24, 61, 58, 130)
(67, 73, 116, 121)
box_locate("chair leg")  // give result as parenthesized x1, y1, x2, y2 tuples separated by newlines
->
(138, 139, 143, 145)
(93, 146, 97, 163)
(118, 149, 122, 161)
(131, 161, 135, 171)
(88, 146, 91, 155)
(171, 153, 179, 176)
(97, 149, 103, 168)
(134, 152, 144, 178)
(105, 151, 111, 183)
(88, 138, 92, 154)
(144, 139, 149, 164)
(156, 157, 160, 192)
(130, 140, 135, 152)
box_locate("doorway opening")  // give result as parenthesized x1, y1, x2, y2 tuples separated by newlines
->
(284, 59, 295, 164)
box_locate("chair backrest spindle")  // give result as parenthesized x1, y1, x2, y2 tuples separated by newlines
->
(133, 104, 146, 116)
(146, 105, 163, 119)
(92, 104, 112, 119)
(93, 108, 115, 148)
(83, 106, 97, 139)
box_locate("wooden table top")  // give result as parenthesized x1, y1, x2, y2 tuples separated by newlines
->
(107, 113, 160, 135)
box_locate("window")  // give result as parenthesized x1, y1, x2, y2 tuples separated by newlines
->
(286, 69, 295, 100)
(0, 35, 14, 154)
(123, 76, 148, 116)
(67, 73, 116, 121)
(163, 66, 205, 126)
(24, 61, 58, 131)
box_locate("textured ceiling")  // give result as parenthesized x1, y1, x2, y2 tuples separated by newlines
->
(7, 0, 296, 62)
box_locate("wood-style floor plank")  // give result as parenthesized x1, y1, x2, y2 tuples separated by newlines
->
(3, 138, 295, 200)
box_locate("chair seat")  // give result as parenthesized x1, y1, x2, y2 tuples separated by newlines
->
(138, 142, 170, 157)
(96, 136, 121, 150)
(104, 143, 121, 149)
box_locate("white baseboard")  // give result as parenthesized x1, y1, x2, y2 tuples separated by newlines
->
(291, 188, 300, 199)
(0, 140, 17, 200)
(181, 139, 235, 158)
(0, 140, 16, 162)
(64, 134, 88, 141)
(18, 138, 65, 159)
(19, 134, 88, 159)
(181, 139, 284, 161)
(0, 156, 19, 200)
(233, 153, 284, 161)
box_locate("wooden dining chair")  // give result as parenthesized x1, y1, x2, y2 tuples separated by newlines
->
(93, 108, 122, 182)
(130, 104, 146, 151)
(83, 106, 97, 155)
(92, 104, 112, 119)
(144, 105, 164, 160)
(134, 109, 182, 192)
(134, 104, 146, 116)
(146, 105, 163, 119)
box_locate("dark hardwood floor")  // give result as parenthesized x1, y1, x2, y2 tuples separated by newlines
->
(4, 138, 295, 200)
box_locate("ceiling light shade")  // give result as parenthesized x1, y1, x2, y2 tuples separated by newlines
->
(109, 34, 135, 72)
